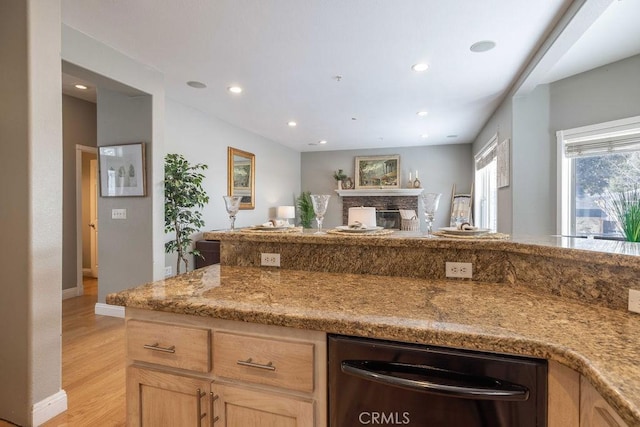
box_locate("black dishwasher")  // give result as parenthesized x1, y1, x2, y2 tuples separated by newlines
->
(328, 335, 547, 426)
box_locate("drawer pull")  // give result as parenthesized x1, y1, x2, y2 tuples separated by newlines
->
(210, 392, 219, 426)
(237, 357, 276, 371)
(196, 389, 206, 426)
(143, 342, 176, 353)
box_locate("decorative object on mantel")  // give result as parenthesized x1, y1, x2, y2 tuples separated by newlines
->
(342, 177, 354, 189)
(355, 155, 400, 189)
(297, 191, 315, 228)
(348, 207, 377, 227)
(333, 169, 347, 190)
(164, 153, 209, 274)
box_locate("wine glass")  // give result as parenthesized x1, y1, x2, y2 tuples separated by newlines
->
(420, 192, 442, 237)
(310, 194, 331, 234)
(223, 195, 243, 231)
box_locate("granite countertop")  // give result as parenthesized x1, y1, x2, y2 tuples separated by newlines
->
(107, 264, 640, 426)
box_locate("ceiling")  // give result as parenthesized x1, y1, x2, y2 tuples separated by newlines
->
(60, 0, 640, 152)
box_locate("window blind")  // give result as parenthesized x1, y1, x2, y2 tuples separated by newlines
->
(475, 134, 498, 170)
(564, 129, 640, 158)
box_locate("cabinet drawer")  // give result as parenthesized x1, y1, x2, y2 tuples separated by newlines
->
(127, 319, 210, 372)
(213, 331, 314, 393)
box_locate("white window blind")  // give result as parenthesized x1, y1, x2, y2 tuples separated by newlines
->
(562, 119, 640, 158)
(475, 134, 498, 170)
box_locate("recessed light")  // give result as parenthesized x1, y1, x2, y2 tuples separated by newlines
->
(74, 84, 88, 90)
(470, 40, 496, 53)
(411, 63, 429, 72)
(417, 111, 428, 117)
(447, 134, 458, 138)
(288, 121, 297, 127)
(420, 134, 429, 139)
(187, 81, 207, 89)
(228, 86, 243, 94)
(318, 140, 327, 145)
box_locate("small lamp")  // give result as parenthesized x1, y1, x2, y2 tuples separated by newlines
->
(276, 205, 296, 226)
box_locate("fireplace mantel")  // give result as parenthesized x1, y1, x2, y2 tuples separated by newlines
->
(335, 189, 424, 197)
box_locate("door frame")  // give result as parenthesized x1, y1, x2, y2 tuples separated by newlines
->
(75, 144, 98, 297)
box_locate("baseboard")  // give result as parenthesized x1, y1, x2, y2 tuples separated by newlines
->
(95, 302, 125, 318)
(62, 286, 78, 300)
(32, 389, 67, 426)
(82, 268, 91, 276)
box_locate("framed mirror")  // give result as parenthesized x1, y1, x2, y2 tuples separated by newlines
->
(227, 147, 255, 209)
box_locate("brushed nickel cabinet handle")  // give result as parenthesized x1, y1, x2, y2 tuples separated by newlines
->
(143, 342, 176, 353)
(236, 357, 276, 371)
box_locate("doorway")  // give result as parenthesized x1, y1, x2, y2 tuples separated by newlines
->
(76, 145, 98, 296)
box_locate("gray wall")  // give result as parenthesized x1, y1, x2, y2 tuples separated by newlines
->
(0, 0, 62, 424)
(164, 99, 301, 272)
(512, 85, 554, 235)
(62, 95, 97, 289)
(301, 145, 473, 230)
(550, 54, 640, 137)
(97, 89, 154, 302)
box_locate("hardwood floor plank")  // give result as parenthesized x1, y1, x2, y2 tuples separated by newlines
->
(41, 278, 126, 427)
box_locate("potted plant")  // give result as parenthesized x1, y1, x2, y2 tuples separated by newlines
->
(333, 169, 347, 189)
(297, 191, 315, 228)
(606, 186, 640, 242)
(164, 153, 210, 274)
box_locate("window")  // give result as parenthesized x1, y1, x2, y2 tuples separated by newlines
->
(474, 135, 498, 231)
(557, 116, 640, 238)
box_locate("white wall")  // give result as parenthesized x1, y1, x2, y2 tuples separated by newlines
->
(0, 0, 64, 424)
(301, 145, 473, 230)
(164, 99, 301, 271)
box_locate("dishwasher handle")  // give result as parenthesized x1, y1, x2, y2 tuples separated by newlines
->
(341, 360, 530, 402)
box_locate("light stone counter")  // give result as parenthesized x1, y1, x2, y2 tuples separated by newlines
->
(107, 264, 640, 426)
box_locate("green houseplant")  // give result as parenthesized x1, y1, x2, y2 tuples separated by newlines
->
(164, 153, 210, 274)
(297, 191, 315, 228)
(606, 186, 640, 242)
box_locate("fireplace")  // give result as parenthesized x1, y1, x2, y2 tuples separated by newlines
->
(340, 194, 419, 229)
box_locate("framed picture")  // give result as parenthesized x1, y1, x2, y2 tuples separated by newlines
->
(98, 142, 146, 197)
(355, 155, 400, 189)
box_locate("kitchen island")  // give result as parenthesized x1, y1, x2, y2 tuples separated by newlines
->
(108, 230, 640, 426)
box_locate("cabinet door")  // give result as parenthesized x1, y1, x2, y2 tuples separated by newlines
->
(128, 366, 213, 427)
(213, 383, 314, 427)
(580, 376, 628, 427)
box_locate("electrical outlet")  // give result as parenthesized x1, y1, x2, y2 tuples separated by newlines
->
(445, 262, 473, 279)
(261, 253, 281, 267)
(111, 208, 127, 219)
(629, 289, 640, 314)
(164, 266, 172, 277)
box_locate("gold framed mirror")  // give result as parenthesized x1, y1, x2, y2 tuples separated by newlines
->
(227, 147, 255, 210)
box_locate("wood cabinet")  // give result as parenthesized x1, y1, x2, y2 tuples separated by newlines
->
(125, 308, 326, 427)
(127, 366, 214, 427)
(580, 376, 629, 427)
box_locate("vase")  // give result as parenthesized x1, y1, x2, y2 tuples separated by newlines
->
(337, 180, 343, 190)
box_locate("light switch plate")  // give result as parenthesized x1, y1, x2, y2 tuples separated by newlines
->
(629, 289, 640, 314)
(111, 208, 127, 219)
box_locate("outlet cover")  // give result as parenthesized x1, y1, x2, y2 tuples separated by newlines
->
(111, 208, 127, 220)
(445, 262, 473, 279)
(164, 266, 172, 277)
(629, 289, 640, 314)
(261, 253, 281, 267)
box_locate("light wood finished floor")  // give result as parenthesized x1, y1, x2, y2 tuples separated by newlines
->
(0, 279, 127, 426)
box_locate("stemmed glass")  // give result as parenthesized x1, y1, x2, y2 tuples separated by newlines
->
(420, 192, 442, 237)
(310, 194, 331, 234)
(223, 195, 243, 231)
